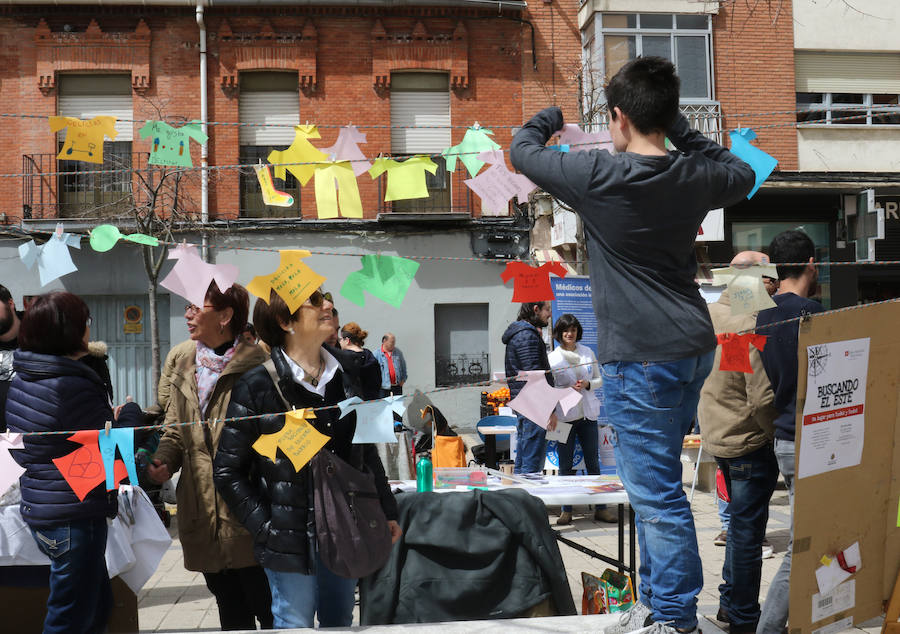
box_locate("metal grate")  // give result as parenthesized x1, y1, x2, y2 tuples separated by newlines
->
(435, 352, 490, 387)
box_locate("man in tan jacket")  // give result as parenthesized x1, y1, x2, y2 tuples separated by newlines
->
(698, 251, 779, 634)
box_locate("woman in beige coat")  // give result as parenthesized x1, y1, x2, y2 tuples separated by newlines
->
(148, 282, 271, 630)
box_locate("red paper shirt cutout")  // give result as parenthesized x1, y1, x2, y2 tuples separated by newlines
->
(52, 430, 128, 501)
(717, 333, 767, 373)
(500, 261, 567, 302)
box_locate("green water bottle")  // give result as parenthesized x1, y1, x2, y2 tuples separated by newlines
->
(416, 454, 433, 492)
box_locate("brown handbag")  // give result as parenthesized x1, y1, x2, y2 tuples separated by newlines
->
(263, 359, 392, 579)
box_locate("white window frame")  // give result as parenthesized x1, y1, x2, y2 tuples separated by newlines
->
(595, 13, 715, 104)
(796, 92, 900, 127)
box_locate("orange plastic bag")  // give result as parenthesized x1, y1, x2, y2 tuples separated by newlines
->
(432, 435, 466, 469)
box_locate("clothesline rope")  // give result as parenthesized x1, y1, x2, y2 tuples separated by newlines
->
(5, 110, 896, 180)
(12, 295, 899, 439)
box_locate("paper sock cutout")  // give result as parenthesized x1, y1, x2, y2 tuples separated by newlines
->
(255, 162, 294, 207)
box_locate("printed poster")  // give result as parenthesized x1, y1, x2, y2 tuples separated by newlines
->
(798, 338, 870, 479)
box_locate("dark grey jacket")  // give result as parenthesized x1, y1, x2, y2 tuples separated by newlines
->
(502, 320, 553, 399)
(360, 488, 577, 624)
(511, 107, 755, 364)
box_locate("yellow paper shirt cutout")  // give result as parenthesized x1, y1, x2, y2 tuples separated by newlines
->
(246, 250, 327, 313)
(252, 408, 329, 472)
(49, 116, 119, 165)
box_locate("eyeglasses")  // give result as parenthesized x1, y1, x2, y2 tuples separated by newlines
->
(185, 303, 215, 317)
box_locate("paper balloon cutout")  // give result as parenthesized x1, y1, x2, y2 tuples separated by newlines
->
(729, 128, 778, 199)
(340, 255, 420, 308)
(254, 162, 294, 207)
(19, 224, 82, 287)
(49, 116, 118, 164)
(252, 409, 329, 471)
(507, 370, 582, 429)
(500, 261, 567, 302)
(556, 124, 613, 152)
(712, 264, 778, 316)
(52, 430, 129, 502)
(717, 333, 767, 373)
(0, 432, 25, 497)
(247, 250, 327, 313)
(463, 150, 537, 217)
(338, 395, 407, 444)
(89, 224, 159, 252)
(442, 126, 501, 177)
(160, 243, 239, 307)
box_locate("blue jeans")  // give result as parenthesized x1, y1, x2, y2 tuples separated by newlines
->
(514, 413, 547, 474)
(31, 517, 111, 634)
(718, 494, 731, 532)
(715, 445, 779, 632)
(757, 438, 795, 634)
(559, 418, 600, 512)
(264, 553, 358, 629)
(601, 351, 715, 630)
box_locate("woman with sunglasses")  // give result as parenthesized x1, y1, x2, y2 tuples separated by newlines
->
(147, 282, 272, 630)
(213, 288, 402, 629)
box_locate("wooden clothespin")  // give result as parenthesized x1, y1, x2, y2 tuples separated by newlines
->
(54, 223, 64, 239)
(472, 121, 481, 130)
(104, 420, 112, 437)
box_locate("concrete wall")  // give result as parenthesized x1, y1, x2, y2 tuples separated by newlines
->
(0, 227, 519, 431)
(797, 127, 900, 172)
(793, 0, 900, 51)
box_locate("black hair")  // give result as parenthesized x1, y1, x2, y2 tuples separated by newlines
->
(517, 302, 548, 327)
(552, 314, 583, 344)
(605, 56, 680, 135)
(768, 230, 816, 280)
(0, 284, 10, 304)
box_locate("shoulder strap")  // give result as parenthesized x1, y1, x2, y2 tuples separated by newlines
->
(263, 358, 294, 410)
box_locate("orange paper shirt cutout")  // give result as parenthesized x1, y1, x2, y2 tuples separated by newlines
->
(500, 261, 567, 302)
(52, 430, 128, 501)
(717, 333, 767, 373)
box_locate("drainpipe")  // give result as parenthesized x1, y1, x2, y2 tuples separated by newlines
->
(197, 0, 209, 261)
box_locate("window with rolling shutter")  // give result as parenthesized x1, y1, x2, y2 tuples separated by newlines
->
(795, 52, 900, 94)
(389, 72, 452, 213)
(239, 72, 301, 218)
(56, 74, 134, 218)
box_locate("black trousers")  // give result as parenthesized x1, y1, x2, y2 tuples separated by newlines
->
(203, 566, 274, 630)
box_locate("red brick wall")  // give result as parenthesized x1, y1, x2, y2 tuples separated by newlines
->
(521, 0, 582, 125)
(713, 1, 798, 171)
(0, 7, 544, 224)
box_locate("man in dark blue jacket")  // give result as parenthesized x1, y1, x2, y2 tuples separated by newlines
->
(502, 301, 556, 473)
(756, 230, 824, 634)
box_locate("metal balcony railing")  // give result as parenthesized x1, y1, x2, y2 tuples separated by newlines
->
(435, 352, 490, 387)
(23, 146, 152, 219)
(588, 102, 725, 145)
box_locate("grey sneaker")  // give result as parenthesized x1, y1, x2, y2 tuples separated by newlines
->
(647, 625, 698, 634)
(602, 601, 653, 633)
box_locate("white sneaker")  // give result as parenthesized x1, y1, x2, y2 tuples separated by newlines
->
(762, 540, 774, 559)
(603, 601, 653, 633)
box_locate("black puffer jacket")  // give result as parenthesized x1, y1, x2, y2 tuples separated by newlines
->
(502, 320, 553, 399)
(213, 346, 398, 573)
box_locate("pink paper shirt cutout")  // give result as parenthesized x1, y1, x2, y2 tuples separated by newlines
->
(507, 370, 582, 429)
(556, 124, 613, 152)
(160, 244, 239, 307)
(463, 150, 537, 216)
(0, 432, 25, 496)
(320, 125, 372, 177)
